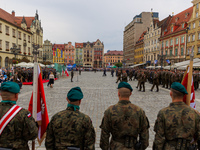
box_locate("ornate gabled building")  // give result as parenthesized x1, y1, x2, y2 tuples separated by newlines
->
(187, 0, 200, 59)
(43, 40, 53, 63)
(64, 42, 75, 65)
(83, 39, 104, 68)
(134, 31, 146, 64)
(144, 16, 172, 65)
(160, 7, 193, 65)
(0, 8, 43, 68)
(75, 42, 83, 67)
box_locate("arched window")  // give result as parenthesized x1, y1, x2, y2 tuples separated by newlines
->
(5, 57, 9, 68)
(0, 56, 1, 68)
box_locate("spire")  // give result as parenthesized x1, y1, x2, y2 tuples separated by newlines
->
(35, 10, 39, 20)
(21, 16, 27, 24)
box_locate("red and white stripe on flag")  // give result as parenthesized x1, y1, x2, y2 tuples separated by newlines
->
(182, 67, 196, 109)
(28, 65, 49, 144)
(65, 68, 69, 77)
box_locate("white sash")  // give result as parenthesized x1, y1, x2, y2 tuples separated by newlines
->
(0, 105, 22, 135)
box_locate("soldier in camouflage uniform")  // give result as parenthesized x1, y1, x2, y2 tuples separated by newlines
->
(129, 69, 133, 81)
(194, 70, 199, 90)
(153, 82, 200, 150)
(100, 82, 149, 150)
(139, 71, 146, 92)
(121, 70, 128, 82)
(136, 70, 142, 89)
(0, 82, 38, 150)
(116, 70, 122, 83)
(150, 71, 159, 92)
(45, 87, 95, 150)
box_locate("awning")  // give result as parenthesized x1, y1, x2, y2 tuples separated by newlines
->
(130, 62, 146, 68)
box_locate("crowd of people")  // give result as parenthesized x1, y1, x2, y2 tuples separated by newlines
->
(0, 67, 57, 89)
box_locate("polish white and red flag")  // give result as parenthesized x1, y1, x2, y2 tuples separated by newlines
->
(65, 68, 69, 77)
(182, 67, 196, 109)
(28, 65, 49, 145)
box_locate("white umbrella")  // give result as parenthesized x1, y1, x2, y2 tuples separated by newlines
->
(16, 62, 28, 67)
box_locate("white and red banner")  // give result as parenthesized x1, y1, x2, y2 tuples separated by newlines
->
(182, 67, 196, 109)
(28, 65, 49, 145)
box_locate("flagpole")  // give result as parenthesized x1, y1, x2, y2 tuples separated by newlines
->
(32, 44, 39, 150)
(186, 46, 194, 106)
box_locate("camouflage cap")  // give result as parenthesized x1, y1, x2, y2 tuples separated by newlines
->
(171, 82, 188, 95)
(1, 81, 20, 93)
(117, 82, 133, 92)
(67, 87, 83, 102)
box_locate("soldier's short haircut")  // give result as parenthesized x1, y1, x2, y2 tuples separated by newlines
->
(119, 88, 131, 98)
(1, 91, 16, 100)
(171, 89, 185, 99)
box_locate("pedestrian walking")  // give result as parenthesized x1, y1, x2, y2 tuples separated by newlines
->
(49, 72, 55, 88)
(153, 82, 200, 150)
(45, 87, 95, 150)
(0, 82, 38, 149)
(103, 68, 107, 76)
(150, 71, 159, 92)
(100, 82, 149, 150)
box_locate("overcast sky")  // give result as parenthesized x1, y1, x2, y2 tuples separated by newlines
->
(1, 0, 192, 52)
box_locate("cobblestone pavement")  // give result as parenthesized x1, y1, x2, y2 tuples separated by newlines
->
(1, 71, 200, 150)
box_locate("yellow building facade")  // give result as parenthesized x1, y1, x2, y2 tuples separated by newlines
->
(0, 9, 43, 68)
(187, 0, 200, 59)
(104, 50, 123, 66)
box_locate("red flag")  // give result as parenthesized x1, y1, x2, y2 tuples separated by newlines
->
(62, 70, 64, 76)
(182, 67, 196, 109)
(65, 68, 69, 77)
(28, 65, 49, 145)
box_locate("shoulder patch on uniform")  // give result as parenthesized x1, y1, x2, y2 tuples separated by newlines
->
(27, 113, 31, 118)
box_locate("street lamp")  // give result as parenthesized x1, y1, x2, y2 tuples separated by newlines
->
(32, 44, 40, 63)
(10, 44, 20, 59)
(10, 44, 20, 67)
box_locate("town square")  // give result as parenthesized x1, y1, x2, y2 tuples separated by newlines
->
(1, 0, 200, 149)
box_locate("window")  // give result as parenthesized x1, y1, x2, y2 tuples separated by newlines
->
(193, 22, 195, 28)
(198, 47, 200, 53)
(176, 38, 178, 44)
(23, 46, 26, 54)
(166, 41, 168, 47)
(170, 39, 173, 46)
(175, 49, 178, 56)
(0, 40, 2, 49)
(187, 49, 190, 55)
(19, 32, 21, 39)
(188, 36, 190, 42)
(28, 36, 30, 42)
(181, 48, 184, 56)
(182, 23, 185, 28)
(171, 26, 173, 32)
(181, 36, 184, 43)
(197, 3, 199, 9)
(196, 12, 199, 18)
(170, 49, 172, 56)
(28, 47, 30, 54)
(189, 24, 191, 30)
(192, 35, 195, 41)
(19, 45, 21, 51)
(5, 26, 9, 35)
(0, 23, 2, 32)
(199, 33, 200, 39)
(12, 29, 15, 37)
(165, 50, 168, 55)
(6, 41, 9, 50)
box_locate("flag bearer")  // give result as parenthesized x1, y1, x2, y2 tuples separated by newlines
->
(153, 82, 200, 150)
(0, 82, 38, 149)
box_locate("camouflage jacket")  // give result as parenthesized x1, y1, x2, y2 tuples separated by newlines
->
(100, 100, 149, 150)
(0, 102, 38, 150)
(153, 102, 200, 150)
(45, 107, 95, 150)
(121, 73, 128, 82)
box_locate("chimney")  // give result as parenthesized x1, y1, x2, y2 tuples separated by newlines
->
(12, 10, 15, 17)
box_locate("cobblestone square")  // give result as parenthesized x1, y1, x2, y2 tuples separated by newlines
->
(2, 71, 200, 149)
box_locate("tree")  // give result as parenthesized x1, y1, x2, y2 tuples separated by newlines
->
(115, 62, 122, 68)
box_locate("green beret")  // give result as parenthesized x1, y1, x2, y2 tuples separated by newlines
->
(171, 82, 188, 95)
(117, 82, 133, 92)
(67, 87, 83, 102)
(1, 81, 20, 93)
